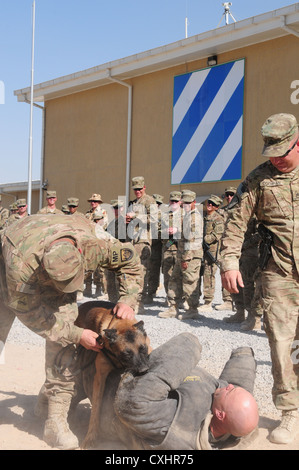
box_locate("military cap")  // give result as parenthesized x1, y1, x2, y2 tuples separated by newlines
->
(92, 208, 104, 221)
(10, 202, 18, 210)
(224, 187, 237, 194)
(132, 176, 145, 189)
(46, 191, 57, 198)
(181, 190, 196, 203)
(67, 197, 79, 207)
(152, 194, 164, 204)
(61, 205, 70, 213)
(16, 199, 27, 207)
(87, 193, 103, 203)
(208, 194, 222, 206)
(169, 191, 181, 202)
(43, 241, 84, 293)
(261, 113, 299, 158)
(111, 199, 124, 208)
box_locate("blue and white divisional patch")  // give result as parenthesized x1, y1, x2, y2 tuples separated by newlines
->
(171, 59, 245, 185)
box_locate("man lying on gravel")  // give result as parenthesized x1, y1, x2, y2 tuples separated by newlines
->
(75, 332, 259, 450)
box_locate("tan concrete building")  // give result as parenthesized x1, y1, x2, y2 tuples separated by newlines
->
(14, 4, 299, 212)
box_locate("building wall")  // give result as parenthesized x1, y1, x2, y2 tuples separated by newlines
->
(42, 34, 299, 212)
(0, 189, 39, 214)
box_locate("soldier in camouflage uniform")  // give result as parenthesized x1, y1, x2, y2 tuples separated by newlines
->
(198, 195, 231, 312)
(67, 197, 85, 217)
(159, 190, 203, 321)
(9, 202, 18, 215)
(146, 194, 164, 304)
(0, 195, 9, 229)
(160, 191, 183, 306)
(126, 176, 158, 314)
(37, 190, 63, 215)
(4, 199, 29, 228)
(0, 214, 142, 449)
(220, 113, 299, 445)
(84, 194, 108, 297)
(106, 200, 126, 303)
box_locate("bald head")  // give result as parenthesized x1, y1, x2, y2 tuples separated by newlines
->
(211, 384, 259, 438)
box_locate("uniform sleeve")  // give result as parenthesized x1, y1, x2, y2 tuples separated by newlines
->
(220, 180, 259, 272)
(204, 216, 224, 245)
(99, 239, 143, 308)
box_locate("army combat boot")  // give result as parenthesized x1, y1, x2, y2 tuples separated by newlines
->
(270, 410, 299, 444)
(198, 301, 212, 312)
(43, 393, 79, 450)
(178, 308, 201, 321)
(224, 309, 245, 323)
(83, 283, 92, 297)
(158, 305, 179, 318)
(240, 314, 261, 331)
(215, 301, 233, 311)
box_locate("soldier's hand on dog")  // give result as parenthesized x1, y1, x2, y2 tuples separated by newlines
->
(113, 302, 135, 320)
(80, 329, 103, 352)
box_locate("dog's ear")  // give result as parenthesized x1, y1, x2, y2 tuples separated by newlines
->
(133, 320, 145, 332)
(103, 328, 118, 343)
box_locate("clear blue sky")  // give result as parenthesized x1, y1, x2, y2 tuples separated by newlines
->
(0, 0, 295, 184)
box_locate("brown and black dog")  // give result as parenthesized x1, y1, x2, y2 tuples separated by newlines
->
(74, 300, 151, 449)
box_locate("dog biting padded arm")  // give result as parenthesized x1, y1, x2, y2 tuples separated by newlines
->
(114, 333, 202, 444)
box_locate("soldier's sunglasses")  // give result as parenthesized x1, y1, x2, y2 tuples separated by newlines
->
(207, 200, 218, 207)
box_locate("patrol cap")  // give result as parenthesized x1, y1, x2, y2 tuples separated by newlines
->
(169, 191, 181, 202)
(181, 190, 196, 203)
(43, 241, 84, 293)
(17, 199, 27, 207)
(153, 194, 164, 204)
(261, 113, 299, 158)
(61, 205, 70, 213)
(10, 202, 18, 211)
(111, 199, 124, 208)
(208, 194, 222, 206)
(67, 197, 79, 207)
(47, 191, 57, 198)
(132, 176, 145, 189)
(225, 187, 236, 194)
(88, 193, 103, 203)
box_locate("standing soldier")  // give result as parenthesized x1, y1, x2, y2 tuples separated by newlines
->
(5, 199, 29, 227)
(0, 214, 142, 450)
(159, 190, 202, 320)
(0, 195, 9, 229)
(159, 191, 183, 309)
(198, 195, 231, 313)
(37, 191, 63, 214)
(67, 197, 85, 217)
(84, 194, 108, 297)
(221, 113, 299, 445)
(126, 176, 157, 314)
(146, 194, 164, 304)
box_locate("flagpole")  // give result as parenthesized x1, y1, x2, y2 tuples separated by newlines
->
(27, 0, 35, 215)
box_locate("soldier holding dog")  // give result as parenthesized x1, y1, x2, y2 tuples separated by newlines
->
(0, 214, 142, 450)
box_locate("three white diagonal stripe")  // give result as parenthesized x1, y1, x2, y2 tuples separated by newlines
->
(171, 60, 244, 184)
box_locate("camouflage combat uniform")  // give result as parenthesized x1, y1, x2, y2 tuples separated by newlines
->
(147, 194, 164, 303)
(167, 191, 203, 316)
(161, 202, 184, 300)
(0, 214, 142, 399)
(126, 179, 157, 306)
(0, 202, 9, 230)
(220, 114, 299, 413)
(200, 202, 225, 306)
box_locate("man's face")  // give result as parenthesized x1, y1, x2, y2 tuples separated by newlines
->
(47, 197, 57, 206)
(90, 201, 100, 209)
(18, 205, 27, 216)
(269, 135, 299, 173)
(206, 200, 218, 214)
(69, 206, 77, 214)
(133, 186, 146, 199)
(169, 200, 181, 212)
(225, 192, 234, 204)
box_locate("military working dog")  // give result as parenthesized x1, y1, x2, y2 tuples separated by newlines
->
(74, 300, 151, 449)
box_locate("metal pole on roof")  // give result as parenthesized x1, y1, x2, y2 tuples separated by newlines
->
(27, 0, 35, 215)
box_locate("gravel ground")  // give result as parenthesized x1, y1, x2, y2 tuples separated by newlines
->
(6, 271, 279, 420)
